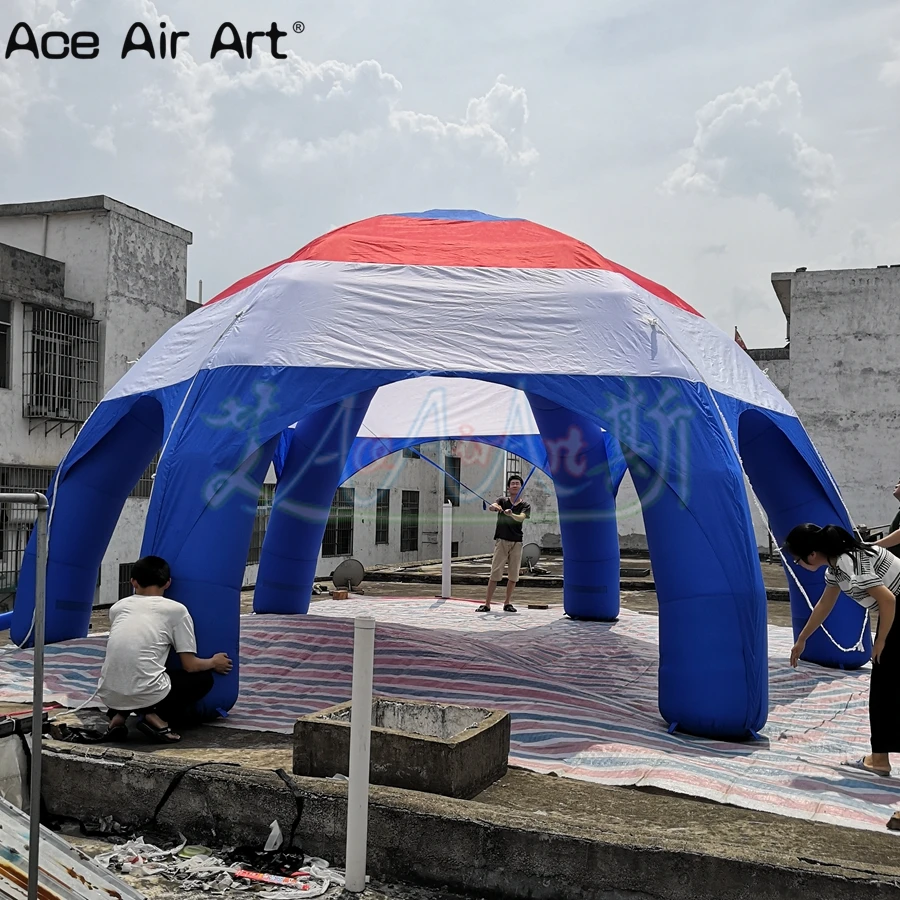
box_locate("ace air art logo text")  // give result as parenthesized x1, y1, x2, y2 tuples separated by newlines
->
(2, 20, 305, 61)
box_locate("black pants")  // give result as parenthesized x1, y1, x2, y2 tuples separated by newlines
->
(871, 619, 900, 753)
(109, 668, 214, 728)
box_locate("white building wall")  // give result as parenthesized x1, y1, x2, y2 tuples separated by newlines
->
(0, 198, 192, 608)
(774, 268, 900, 533)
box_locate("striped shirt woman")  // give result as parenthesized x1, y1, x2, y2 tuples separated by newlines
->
(784, 523, 899, 778)
(824, 545, 900, 611)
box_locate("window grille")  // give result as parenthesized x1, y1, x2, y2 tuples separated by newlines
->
(322, 487, 354, 558)
(375, 489, 390, 545)
(505, 451, 524, 483)
(130, 449, 161, 499)
(0, 464, 55, 597)
(118, 561, 136, 599)
(444, 455, 461, 507)
(400, 490, 419, 552)
(22, 305, 100, 433)
(0, 299, 11, 390)
(247, 483, 275, 565)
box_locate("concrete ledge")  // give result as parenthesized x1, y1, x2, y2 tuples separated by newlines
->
(40, 744, 900, 899)
(0, 279, 94, 318)
(354, 569, 792, 602)
(0, 195, 193, 244)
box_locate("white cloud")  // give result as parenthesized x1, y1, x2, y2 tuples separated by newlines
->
(0, 0, 537, 225)
(664, 68, 837, 222)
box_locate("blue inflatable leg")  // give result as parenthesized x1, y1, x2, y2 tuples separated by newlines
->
(254, 392, 375, 614)
(527, 394, 621, 620)
(11, 397, 164, 646)
(628, 451, 768, 739)
(737, 410, 870, 669)
(142, 435, 280, 718)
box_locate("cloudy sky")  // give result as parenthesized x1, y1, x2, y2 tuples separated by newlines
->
(2, 0, 899, 346)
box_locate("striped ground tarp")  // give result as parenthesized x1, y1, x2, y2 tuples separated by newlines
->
(2, 597, 898, 833)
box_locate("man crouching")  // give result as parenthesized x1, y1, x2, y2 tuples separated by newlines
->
(99, 556, 232, 743)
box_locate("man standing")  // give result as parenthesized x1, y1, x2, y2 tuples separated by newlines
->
(476, 474, 531, 613)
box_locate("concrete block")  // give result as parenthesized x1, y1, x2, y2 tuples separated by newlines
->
(293, 697, 510, 799)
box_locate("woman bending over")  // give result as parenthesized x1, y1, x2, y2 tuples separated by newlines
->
(785, 523, 899, 777)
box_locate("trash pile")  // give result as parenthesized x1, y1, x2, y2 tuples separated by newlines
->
(94, 821, 347, 898)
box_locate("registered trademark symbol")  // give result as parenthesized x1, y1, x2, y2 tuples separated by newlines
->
(293, 21, 305, 33)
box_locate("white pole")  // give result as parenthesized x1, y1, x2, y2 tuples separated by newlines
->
(441, 500, 452, 599)
(28, 494, 49, 900)
(345, 616, 375, 892)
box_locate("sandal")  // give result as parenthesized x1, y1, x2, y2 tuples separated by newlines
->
(137, 719, 181, 744)
(842, 758, 891, 777)
(475, 605, 492, 612)
(503, 604, 517, 613)
(105, 724, 129, 743)
(888, 812, 900, 831)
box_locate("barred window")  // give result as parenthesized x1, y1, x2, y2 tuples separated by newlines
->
(0, 464, 55, 597)
(375, 489, 390, 545)
(247, 483, 275, 566)
(118, 562, 135, 600)
(400, 490, 419, 553)
(322, 487, 354, 558)
(505, 451, 524, 483)
(0, 299, 11, 390)
(402, 445, 421, 459)
(23, 305, 100, 427)
(444, 455, 461, 507)
(130, 449, 161, 499)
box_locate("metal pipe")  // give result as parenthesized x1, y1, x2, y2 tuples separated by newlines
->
(441, 500, 452, 599)
(0, 492, 49, 900)
(344, 615, 375, 892)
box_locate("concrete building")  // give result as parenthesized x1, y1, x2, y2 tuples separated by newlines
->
(745, 264, 900, 544)
(0, 195, 193, 608)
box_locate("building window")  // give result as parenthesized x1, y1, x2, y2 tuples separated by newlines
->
(118, 562, 136, 600)
(0, 300, 11, 390)
(0, 464, 55, 599)
(400, 490, 419, 552)
(247, 483, 275, 566)
(506, 451, 524, 484)
(444, 455, 461, 507)
(130, 449, 161, 499)
(402, 444, 421, 459)
(451, 541, 459, 558)
(22, 305, 100, 430)
(322, 487, 355, 558)
(375, 489, 390, 545)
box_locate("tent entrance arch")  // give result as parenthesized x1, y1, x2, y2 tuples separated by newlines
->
(9, 208, 864, 742)
(259, 376, 628, 623)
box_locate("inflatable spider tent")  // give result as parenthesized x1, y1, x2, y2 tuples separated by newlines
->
(11, 210, 870, 740)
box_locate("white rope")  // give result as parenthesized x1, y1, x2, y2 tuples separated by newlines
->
(639, 313, 868, 654)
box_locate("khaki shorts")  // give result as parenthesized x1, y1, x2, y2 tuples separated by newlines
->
(490, 539, 523, 583)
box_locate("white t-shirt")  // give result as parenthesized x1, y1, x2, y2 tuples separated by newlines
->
(98, 595, 198, 711)
(823, 546, 900, 610)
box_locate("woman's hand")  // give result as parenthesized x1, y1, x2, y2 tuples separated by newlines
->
(873, 638, 886, 664)
(790, 639, 806, 668)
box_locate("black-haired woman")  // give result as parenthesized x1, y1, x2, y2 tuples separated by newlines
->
(784, 523, 900, 777)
